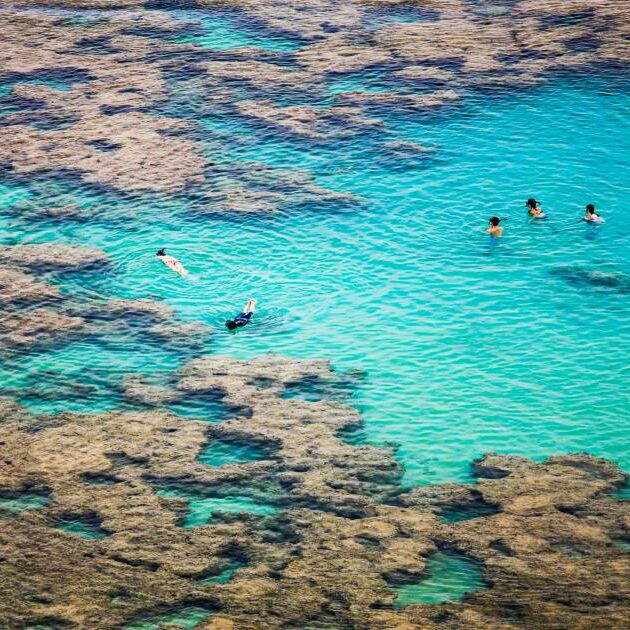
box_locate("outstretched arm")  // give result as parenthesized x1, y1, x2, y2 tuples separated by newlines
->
(243, 298, 257, 314)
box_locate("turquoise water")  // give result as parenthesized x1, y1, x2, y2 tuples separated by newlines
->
(156, 490, 278, 527)
(1, 9, 629, 491)
(56, 518, 108, 539)
(198, 563, 243, 585)
(0, 492, 50, 513)
(125, 606, 212, 630)
(392, 551, 485, 607)
(197, 439, 266, 467)
(171, 9, 302, 52)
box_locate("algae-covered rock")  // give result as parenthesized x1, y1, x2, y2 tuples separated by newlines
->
(0, 268, 60, 304)
(0, 243, 109, 271)
(0, 308, 85, 350)
(1, 359, 630, 628)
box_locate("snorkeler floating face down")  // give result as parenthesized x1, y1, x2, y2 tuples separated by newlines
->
(156, 248, 189, 277)
(226, 299, 257, 331)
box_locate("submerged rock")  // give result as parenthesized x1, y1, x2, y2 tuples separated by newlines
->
(296, 37, 393, 73)
(337, 89, 460, 111)
(122, 375, 180, 407)
(382, 140, 437, 159)
(549, 265, 630, 294)
(0, 268, 60, 305)
(236, 100, 381, 139)
(0, 308, 84, 350)
(83, 298, 175, 322)
(146, 321, 210, 348)
(1, 355, 629, 627)
(0, 243, 109, 271)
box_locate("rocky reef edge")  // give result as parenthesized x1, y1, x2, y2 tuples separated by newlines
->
(0, 353, 629, 629)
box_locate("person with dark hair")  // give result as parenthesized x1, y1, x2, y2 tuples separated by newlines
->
(226, 299, 257, 330)
(583, 203, 604, 223)
(156, 248, 189, 277)
(486, 216, 503, 238)
(526, 198, 545, 220)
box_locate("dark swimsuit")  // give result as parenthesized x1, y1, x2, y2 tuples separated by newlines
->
(233, 312, 253, 327)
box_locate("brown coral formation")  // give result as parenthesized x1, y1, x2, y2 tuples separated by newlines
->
(0, 1, 629, 628)
(1, 354, 629, 628)
(0, 243, 109, 271)
(0, 243, 203, 354)
(1, 0, 628, 207)
(236, 100, 381, 139)
(0, 10, 205, 193)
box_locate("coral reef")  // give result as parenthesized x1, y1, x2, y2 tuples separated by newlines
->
(1, 0, 628, 207)
(0, 243, 109, 271)
(236, 100, 381, 139)
(0, 1, 629, 627)
(0, 244, 202, 354)
(1, 355, 629, 628)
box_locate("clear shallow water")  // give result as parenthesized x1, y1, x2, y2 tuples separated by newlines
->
(198, 563, 244, 585)
(125, 606, 213, 630)
(197, 440, 266, 467)
(156, 490, 278, 528)
(0, 492, 50, 513)
(0, 10, 629, 490)
(170, 9, 303, 52)
(392, 551, 485, 607)
(56, 518, 108, 539)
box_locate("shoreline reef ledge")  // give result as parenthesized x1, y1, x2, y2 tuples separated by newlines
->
(0, 354, 628, 628)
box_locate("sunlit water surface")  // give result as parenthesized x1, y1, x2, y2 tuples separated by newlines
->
(0, 8, 629, 493)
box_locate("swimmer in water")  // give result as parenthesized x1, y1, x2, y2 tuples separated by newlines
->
(486, 216, 503, 238)
(156, 249, 189, 277)
(226, 299, 257, 330)
(583, 203, 604, 223)
(526, 198, 545, 220)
